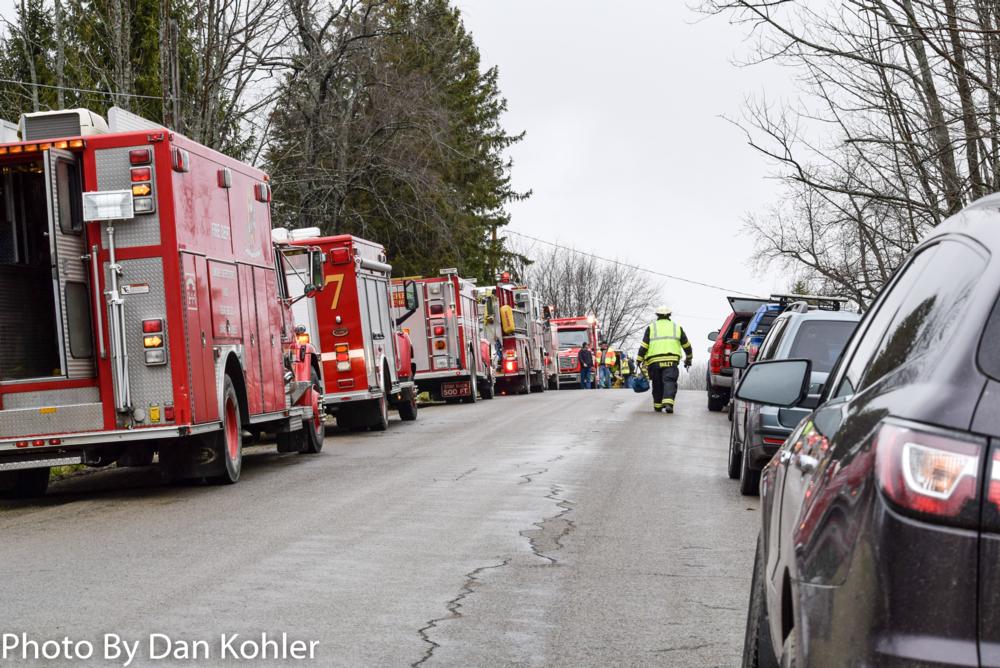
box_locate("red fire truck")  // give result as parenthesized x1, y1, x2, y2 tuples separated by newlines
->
(478, 275, 558, 394)
(285, 233, 420, 430)
(0, 107, 323, 497)
(553, 316, 600, 387)
(390, 269, 495, 403)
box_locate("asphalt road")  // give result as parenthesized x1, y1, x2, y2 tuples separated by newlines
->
(0, 389, 759, 668)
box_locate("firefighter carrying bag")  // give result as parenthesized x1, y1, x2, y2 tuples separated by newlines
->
(632, 375, 650, 393)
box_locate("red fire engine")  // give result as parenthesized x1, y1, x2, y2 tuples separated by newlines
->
(390, 269, 495, 402)
(285, 233, 420, 430)
(0, 107, 323, 497)
(552, 316, 600, 387)
(478, 274, 559, 394)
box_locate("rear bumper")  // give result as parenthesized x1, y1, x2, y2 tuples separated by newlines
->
(0, 423, 219, 453)
(323, 388, 380, 408)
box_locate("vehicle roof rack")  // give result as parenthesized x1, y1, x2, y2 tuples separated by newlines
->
(770, 293, 849, 312)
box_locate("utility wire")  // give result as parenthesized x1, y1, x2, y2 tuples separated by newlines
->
(0, 78, 175, 101)
(505, 229, 760, 298)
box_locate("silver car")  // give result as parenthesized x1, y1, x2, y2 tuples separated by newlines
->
(726, 308, 861, 495)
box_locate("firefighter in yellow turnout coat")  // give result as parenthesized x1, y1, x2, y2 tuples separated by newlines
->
(636, 305, 693, 413)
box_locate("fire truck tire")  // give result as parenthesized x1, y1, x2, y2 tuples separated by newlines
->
(398, 388, 419, 421)
(461, 379, 478, 404)
(479, 378, 495, 400)
(210, 375, 243, 485)
(0, 467, 50, 498)
(299, 369, 325, 454)
(368, 366, 391, 431)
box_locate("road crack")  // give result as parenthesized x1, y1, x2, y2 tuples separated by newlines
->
(519, 485, 576, 565)
(518, 468, 548, 485)
(453, 467, 476, 482)
(412, 558, 510, 667)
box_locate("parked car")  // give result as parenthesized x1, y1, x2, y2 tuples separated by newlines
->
(707, 297, 769, 412)
(734, 196, 1000, 667)
(727, 308, 860, 495)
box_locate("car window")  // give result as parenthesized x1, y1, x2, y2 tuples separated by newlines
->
(787, 320, 857, 373)
(859, 240, 985, 390)
(834, 240, 985, 397)
(980, 293, 1000, 381)
(757, 317, 788, 361)
(834, 246, 937, 398)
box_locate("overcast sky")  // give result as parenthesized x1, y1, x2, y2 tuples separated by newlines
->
(0, 0, 797, 351)
(455, 0, 797, 349)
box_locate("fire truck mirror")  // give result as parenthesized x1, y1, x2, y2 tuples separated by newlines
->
(404, 281, 419, 311)
(309, 249, 325, 289)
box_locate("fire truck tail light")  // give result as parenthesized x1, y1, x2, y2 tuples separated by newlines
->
(145, 349, 166, 365)
(133, 197, 154, 214)
(32, 439, 45, 447)
(164, 405, 175, 421)
(331, 248, 351, 264)
(142, 319, 163, 333)
(334, 343, 351, 371)
(143, 335, 163, 348)
(15, 441, 27, 448)
(433, 326, 445, 336)
(131, 183, 151, 197)
(69, 139, 84, 149)
(130, 167, 151, 182)
(129, 148, 152, 165)
(505, 359, 517, 373)
(434, 340, 447, 351)
(8, 145, 22, 154)
(49, 438, 61, 445)
(429, 304, 445, 315)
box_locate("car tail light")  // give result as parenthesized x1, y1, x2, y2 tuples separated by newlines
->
(762, 437, 785, 446)
(129, 148, 151, 165)
(709, 339, 724, 374)
(875, 421, 983, 527)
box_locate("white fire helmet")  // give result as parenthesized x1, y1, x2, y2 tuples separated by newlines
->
(655, 304, 673, 316)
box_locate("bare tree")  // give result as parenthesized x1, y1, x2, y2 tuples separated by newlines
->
(701, 0, 1000, 306)
(520, 244, 663, 349)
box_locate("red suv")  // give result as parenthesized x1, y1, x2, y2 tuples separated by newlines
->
(707, 297, 769, 412)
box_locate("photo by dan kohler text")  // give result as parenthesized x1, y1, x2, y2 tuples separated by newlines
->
(2, 632, 320, 666)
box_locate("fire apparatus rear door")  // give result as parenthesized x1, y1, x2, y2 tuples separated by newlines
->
(44, 148, 95, 379)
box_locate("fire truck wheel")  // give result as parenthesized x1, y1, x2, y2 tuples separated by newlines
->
(0, 467, 50, 498)
(480, 378, 495, 400)
(210, 375, 243, 485)
(299, 369, 325, 454)
(398, 387, 419, 421)
(369, 366, 391, 431)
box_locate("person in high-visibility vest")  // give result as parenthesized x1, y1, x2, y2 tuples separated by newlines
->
(636, 305, 693, 413)
(619, 353, 633, 389)
(597, 341, 617, 389)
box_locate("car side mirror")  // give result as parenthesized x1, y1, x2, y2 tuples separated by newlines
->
(309, 249, 325, 289)
(708, 330, 719, 342)
(735, 359, 812, 407)
(729, 350, 749, 369)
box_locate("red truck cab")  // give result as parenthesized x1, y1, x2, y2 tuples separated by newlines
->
(552, 316, 600, 387)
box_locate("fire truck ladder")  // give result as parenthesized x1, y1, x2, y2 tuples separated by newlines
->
(104, 224, 131, 413)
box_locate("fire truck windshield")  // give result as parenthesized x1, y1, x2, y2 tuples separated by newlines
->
(557, 328, 590, 349)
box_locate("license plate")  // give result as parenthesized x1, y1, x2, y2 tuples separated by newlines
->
(441, 382, 471, 398)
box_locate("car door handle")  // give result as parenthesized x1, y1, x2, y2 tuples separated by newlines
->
(794, 454, 819, 474)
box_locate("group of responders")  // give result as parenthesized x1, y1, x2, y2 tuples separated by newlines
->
(1, 632, 319, 665)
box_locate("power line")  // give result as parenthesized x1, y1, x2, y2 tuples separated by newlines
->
(505, 229, 760, 298)
(0, 78, 175, 101)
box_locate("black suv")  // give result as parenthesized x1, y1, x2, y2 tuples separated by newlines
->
(735, 196, 1000, 667)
